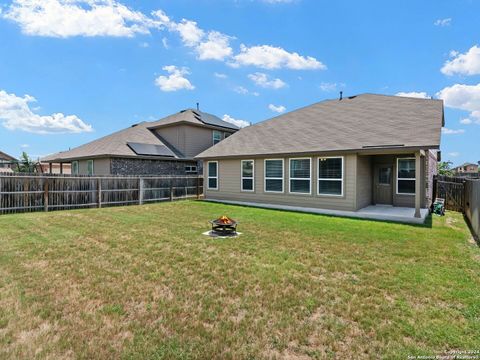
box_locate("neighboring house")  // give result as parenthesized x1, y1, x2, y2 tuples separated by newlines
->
(42, 109, 238, 175)
(453, 162, 479, 175)
(197, 94, 443, 221)
(0, 151, 17, 172)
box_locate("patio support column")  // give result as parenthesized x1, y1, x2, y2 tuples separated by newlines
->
(49, 162, 53, 174)
(414, 151, 421, 218)
(60, 163, 63, 174)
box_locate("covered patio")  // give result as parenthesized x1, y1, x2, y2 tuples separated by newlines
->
(205, 199, 430, 224)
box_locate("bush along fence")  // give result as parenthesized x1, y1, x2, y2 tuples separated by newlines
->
(0, 173, 203, 215)
(434, 175, 480, 239)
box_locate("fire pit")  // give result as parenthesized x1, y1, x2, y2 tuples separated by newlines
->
(209, 215, 238, 236)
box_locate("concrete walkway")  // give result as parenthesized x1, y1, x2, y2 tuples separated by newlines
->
(204, 200, 430, 224)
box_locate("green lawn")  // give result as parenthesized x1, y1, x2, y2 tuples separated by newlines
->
(0, 201, 479, 359)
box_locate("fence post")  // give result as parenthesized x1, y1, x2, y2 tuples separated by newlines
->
(97, 178, 102, 208)
(170, 178, 173, 202)
(139, 177, 144, 205)
(44, 178, 49, 212)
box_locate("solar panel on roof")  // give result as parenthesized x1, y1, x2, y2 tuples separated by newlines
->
(197, 111, 239, 130)
(127, 142, 176, 157)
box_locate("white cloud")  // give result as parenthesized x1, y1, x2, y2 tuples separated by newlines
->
(232, 44, 326, 70)
(437, 83, 480, 123)
(434, 18, 451, 27)
(448, 152, 460, 157)
(268, 104, 286, 113)
(214, 72, 227, 79)
(139, 41, 149, 48)
(174, 19, 204, 47)
(154, 65, 194, 92)
(196, 31, 233, 61)
(442, 128, 465, 135)
(222, 114, 250, 128)
(161, 37, 169, 49)
(441, 45, 480, 76)
(460, 118, 472, 125)
(319, 82, 345, 92)
(20, 144, 29, 148)
(233, 86, 258, 96)
(3, 0, 156, 38)
(395, 91, 430, 99)
(248, 72, 286, 89)
(262, 0, 295, 3)
(0, 90, 92, 134)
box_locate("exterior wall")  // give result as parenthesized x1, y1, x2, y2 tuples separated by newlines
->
(110, 158, 197, 176)
(205, 152, 431, 212)
(156, 125, 235, 158)
(76, 158, 110, 175)
(355, 155, 372, 210)
(204, 154, 357, 212)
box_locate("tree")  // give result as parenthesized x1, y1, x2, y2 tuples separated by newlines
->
(437, 161, 455, 176)
(16, 152, 36, 173)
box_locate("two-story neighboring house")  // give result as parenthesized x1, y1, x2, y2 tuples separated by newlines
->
(454, 162, 479, 175)
(0, 151, 17, 172)
(42, 109, 239, 175)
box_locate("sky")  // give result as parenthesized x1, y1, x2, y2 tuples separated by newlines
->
(0, 0, 479, 167)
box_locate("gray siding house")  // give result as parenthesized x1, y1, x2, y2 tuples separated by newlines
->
(42, 109, 238, 175)
(197, 94, 443, 222)
(0, 151, 17, 172)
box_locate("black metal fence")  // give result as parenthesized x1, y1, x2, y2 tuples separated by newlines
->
(0, 173, 203, 215)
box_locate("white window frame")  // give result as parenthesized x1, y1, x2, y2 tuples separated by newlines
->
(87, 160, 94, 175)
(212, 130, 222, 145)
(289, 157, 312, 195)
(317, 156, 344, 197)
(185, 165, 197, 174)
(396, 157, 416, 196)
(207, 161, 218, 190)
(71, 160, 79, 175)
(241, 160, 255, 192)
(264, 159, 284, 193)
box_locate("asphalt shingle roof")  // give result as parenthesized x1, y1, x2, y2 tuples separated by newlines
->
(42, 109, 237, 162)
(196, 94, 444, 159)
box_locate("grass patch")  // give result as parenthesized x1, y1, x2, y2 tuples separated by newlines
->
(0, 200, 478, 359)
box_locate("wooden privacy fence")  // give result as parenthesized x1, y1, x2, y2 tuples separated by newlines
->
(0, 173, 203, 215)
(434, 175, 465, 212)
(464, 179, 480, 239)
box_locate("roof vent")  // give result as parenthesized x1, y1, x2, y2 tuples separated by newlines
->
(131, 123, 139, 127)
(339, 91, 343, 100)
(348, 95, 357, 99)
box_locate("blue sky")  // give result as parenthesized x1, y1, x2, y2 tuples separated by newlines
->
(0, 0, 479, 166)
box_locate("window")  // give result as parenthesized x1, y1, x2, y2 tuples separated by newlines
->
(318, 157, 343, 196)
(378, 167, 392, 185)
(224, 132, 231, 139)
(241, 160, 254, 191)
(185, 165, 197, 174)
(72, 161, 79, 175)
(87, 160, 94, 175)
(213, 130, 222, 145)
(207, 161, 218, 190)
(397, 158, 415, 195)
(264, 159, 284, 193)
(289, 158, 311, 194)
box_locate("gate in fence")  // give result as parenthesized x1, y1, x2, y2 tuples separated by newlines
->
(434, 175, 465, 212)
(0, 173, 203, 215)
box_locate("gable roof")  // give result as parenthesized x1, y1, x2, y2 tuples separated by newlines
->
(0, 150, 17, 161)
(196, 94, 444, 159)
(42, 109, 236, 162)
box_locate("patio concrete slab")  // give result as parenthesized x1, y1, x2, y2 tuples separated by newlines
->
(204, 200, 430, 224)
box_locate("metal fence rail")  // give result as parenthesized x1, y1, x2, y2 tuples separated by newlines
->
(0, 173, 203, 215)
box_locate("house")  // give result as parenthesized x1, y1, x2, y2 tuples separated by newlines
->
(0, 150, 17, 172)
(453, 162, 479, 175)
(197, 94, 443, 223)
(42, 109, 239, 175)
